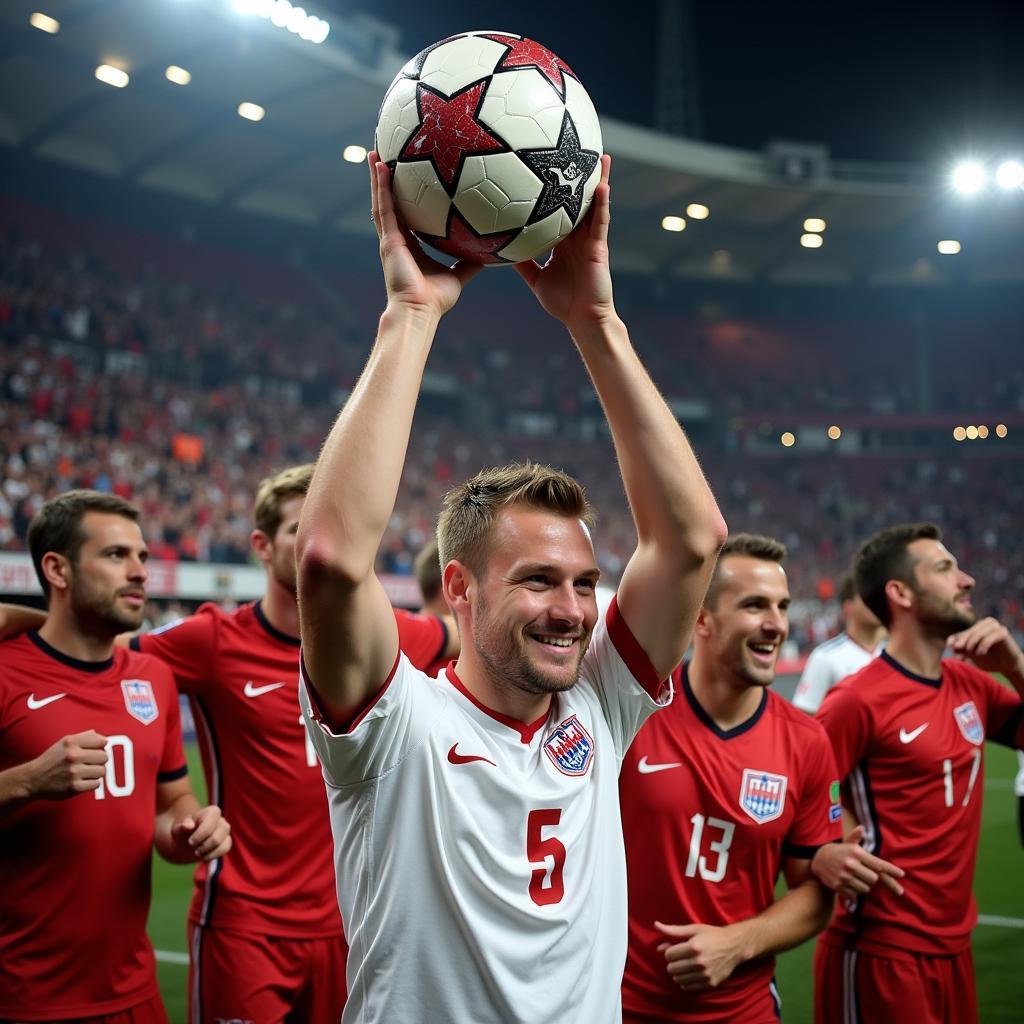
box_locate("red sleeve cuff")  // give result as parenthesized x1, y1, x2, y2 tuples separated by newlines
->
(301, 649, 401, 735)
(605, 595, 669, 700)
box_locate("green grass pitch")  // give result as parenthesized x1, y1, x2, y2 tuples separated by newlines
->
(149, 743, 1024, 1023)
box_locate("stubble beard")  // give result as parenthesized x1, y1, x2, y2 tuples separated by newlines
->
(70, 573, 145, 637)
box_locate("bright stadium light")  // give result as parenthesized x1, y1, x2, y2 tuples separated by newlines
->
(965, 425, 979, 440)
(952, 426, 966, 441)
(995, 159, 1024, 191)
(780, 431, 796, 447)
(937, 240, 961, 255)
(800, 233, 823, 249)
(95, 64, 129, 88)
(803, 217, 826, 233)
(952, 161, 986, 195)
(343, 144, 367, 163)
(165, 65, 192, 86)
(827, 425, 842, 440)
(977, 425, 990, 439)
(686, 203, 710, 220)
(29, 12, 60, 34)
(661, 216, 686, 232)
(995, 424, 1008, 438)
(238, 102, 265, 122)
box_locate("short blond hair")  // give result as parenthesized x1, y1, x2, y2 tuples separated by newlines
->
(437, 463, 594, 575)
(253, 464, 314, 538)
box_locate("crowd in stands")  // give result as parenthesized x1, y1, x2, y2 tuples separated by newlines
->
(2, 205, 1022, 648)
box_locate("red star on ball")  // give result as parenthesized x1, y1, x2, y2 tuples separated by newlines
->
(483, 34, 578, 99)
(401, 81, 506, 191)
(421, 210, 514, 265)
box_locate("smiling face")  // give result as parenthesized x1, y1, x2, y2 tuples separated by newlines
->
(461, 505, 601, 699)
(697, 554, 790, 689)
(64, 512, 150, 636)
(904, 538, 976, 636)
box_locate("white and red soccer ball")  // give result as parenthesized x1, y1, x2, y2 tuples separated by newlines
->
(374, 30, 603, 265)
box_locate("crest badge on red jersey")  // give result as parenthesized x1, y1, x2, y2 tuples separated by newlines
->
(543, 714, 594, 777)
(739, 769, 788, 824)
(953, 701, 984, 745)
(121, 679, 159, 725)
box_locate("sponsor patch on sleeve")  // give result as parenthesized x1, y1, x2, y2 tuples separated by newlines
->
(828, 779, 842, 822)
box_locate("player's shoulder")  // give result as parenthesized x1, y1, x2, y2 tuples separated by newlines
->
(0, 632, 40, 681)
(769, 689, 831, 738)
(116, 644, 178, 691)
(813, 632, 852, 656)
(940, 657, 1002, 691)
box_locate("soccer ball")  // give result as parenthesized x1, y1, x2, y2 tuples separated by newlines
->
(374, 30, 603, 265)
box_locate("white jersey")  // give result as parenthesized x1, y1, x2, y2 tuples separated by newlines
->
(792, 632, 881, 713)
(1015, 750, 1024, 797)
(302, 599, 669, 1024)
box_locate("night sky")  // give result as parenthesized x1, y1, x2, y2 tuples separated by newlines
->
(331, 0, 1024, 164)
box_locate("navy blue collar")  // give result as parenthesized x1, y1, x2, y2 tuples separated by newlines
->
(880, 650, 942, 688)
(254, 601, 301, 647)
(682, 662, 768, 740)
(29, 630, 114, 673)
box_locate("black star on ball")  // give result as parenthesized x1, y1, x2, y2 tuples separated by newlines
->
(519, 111, 600, 226)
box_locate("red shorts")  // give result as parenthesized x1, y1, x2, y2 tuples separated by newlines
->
(813, 938, 977, 1024)
(623, 974, 782, 1024)
(188, 924, 346, 1024)
(1, 992, 170, 1024)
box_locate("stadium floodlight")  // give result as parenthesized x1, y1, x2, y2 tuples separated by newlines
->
(270, 0, 291, 28)
(343, 144, 367, 163)
(238, 102, 265, 122)
(965, 425, 979, 440)
(952, 160, 986, 195)
(165, 65, 192, 86)
(29, 12, 60, 33)
(977, 425, 990, 439)
(95, 64, 129, 88)
(995, 424, 1008, 438)
(780, 431, 796, 447)
(827, 425, 841, 440)
(686, 203, 710, 220)
(937, 240, 961, 255)
(661, 216, 686, 232)
(952, 426, 967, 441)
(995, 160, 1024, 191)
(803, 217, 826, 233)
(799, 233, 823, 248)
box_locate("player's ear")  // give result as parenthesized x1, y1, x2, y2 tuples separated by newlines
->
(693, 605, 712, 638)
(250, 529, 276, 569)
(884, 578, 913, 616)
(443, 560, 473, 616)
(40, 552, 71, 593)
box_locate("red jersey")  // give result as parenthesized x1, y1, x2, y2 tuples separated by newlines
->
(0, 632, 185, 1020)
(621, 664, 842, 1023)
(133, 601, 447, 938)
(816, 651, 1024, 956)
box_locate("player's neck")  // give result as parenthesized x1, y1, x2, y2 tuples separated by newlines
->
(453, 647, 553, 726)
(883, 624, 944, 680)
(37, 609, 116, 664)
(260, 580, 300, 639)
(846, 621, 885, 653)
(687, 656, 764, 730)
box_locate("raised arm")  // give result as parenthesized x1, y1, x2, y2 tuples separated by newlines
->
(515, 156, 727, 677)
(0, 602, 47, 639)
(296, 156, 480, 720)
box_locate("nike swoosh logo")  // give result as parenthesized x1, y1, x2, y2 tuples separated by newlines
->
(244, 681, 286, 698)
(899, 723, 929, 744)
(447, 744, 495, 767)
(27, 693, 67, 710)
(638, 755, 683, 774)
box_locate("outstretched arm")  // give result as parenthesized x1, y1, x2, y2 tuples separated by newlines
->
(296, 156, 480, 721)
(0, 602, 47, 639)
(516, 156, 727, 677)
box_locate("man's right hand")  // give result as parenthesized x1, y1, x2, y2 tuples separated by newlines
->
(369, 152, 480, 319)
(28, 730, 108, 799)
(811, 825, 905, 900)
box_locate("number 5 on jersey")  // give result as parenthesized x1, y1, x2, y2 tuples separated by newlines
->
(527, 809, 566, 906)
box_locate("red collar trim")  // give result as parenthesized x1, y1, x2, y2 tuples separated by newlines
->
(444, 665, 551, 744)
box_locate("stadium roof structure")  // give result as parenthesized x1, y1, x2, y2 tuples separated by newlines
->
(3, 0, 1023, 287)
